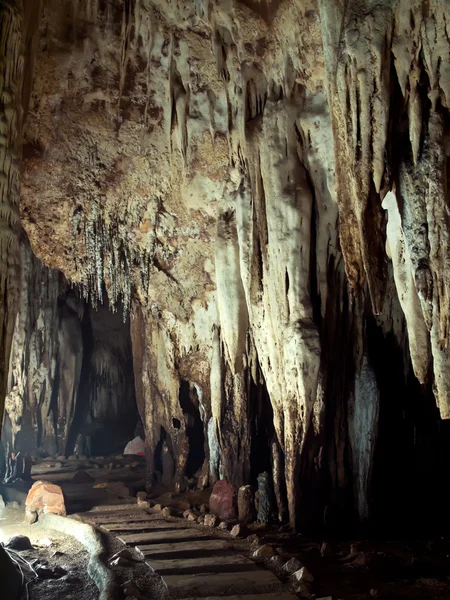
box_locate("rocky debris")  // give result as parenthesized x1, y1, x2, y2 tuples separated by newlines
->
(5, 535, 33, 551)
(320, 542, 332, 558)
(283, 557, 304, 574)
(26, 480, 66, 518)
(161, 506, 173, 518)
(107, 481, 130, 498)
(257, 472, 272, 524)
(209, 480, 237, 520)
(198, 504, 207, 514)
(153, 504, 163, 512)
(238, 485, 256, 523)
(218, 521, 229, 530)
(183, 509, 197, 521)
(253, 544, 277, 558)
(136, 491, 147, 502)
(204, 514, 219, 527)
(292, 567, 314, 584)
(197, 515, 206, 524)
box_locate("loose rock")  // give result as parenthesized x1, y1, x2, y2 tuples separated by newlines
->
(162, 506, 173, 518)
(292, 567, 314, 584)
(253, 544, 276, 558)
(204, 514, 218, 527)
(283, 557, 304, 573)
(153, 503, 163, 512)
(183, 509, 197, 521)
(230, 523, 247, 537)
(218, 521, 229, 530)
(5, 535, 33, 551)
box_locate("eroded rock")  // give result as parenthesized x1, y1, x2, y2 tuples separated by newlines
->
(209, 480, 237, 520)
(25, 481, 66, 518)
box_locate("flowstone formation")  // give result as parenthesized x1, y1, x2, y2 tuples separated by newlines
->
(2, 0, 450, 532)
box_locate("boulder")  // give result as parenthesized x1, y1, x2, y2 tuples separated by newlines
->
(252, 544, 276, 558)
(238, 485, 255, 523)
(209, 480, 237, 520)
(198, 504, 207, 514)
(5, 535, 33, 551)
(25, 480, 66, 518)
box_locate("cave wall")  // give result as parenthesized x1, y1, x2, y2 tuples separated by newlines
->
(2, 240, 138, 459)
(2, 0, 450, 530)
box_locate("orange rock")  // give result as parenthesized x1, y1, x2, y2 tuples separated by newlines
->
(25, 481, 66, 517)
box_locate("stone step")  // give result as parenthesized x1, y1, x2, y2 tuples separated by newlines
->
(163, 569, 281, 597)
(147, 554, 256, 574)
(119, 529, 213, 545)
(137, 539, 232, 559)
(101, 521, 186, 532)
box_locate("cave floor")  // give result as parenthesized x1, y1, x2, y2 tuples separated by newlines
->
(2, 457, 450, 600)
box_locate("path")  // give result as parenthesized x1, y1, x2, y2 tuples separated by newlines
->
(77, 505, 298, 600)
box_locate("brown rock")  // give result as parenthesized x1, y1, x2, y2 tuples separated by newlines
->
(218, 521, 229, 530)
(162, 506, 173, 518)
(230, 523, 247, 537)
(209, 480, 237, 520)
(107, 481, 130, 498)
(252, 544, 276, 558)
(25, 480, 66, 517)
(292, 567, 314, 584)
(153, 504, 163, 512)
(183, 509, 197, 521)
(283, 557, 304, 573)
(197, 515, 206, 524)
(25, 510, 37, 524)
(204, 514, 218, 527)
(198, 504, 207, 514)
(238, 485, 255, 523)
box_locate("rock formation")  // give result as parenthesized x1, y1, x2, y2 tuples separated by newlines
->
(2, 0, 450, 532)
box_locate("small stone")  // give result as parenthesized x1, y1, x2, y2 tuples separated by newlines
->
(283, 557, 304, 573)
(183, 509, 197, 521)
(153, 503, 163, 512)
(162, 506, 173, 518)
(6, 535, 33, 551)
(109, 549, 134, 563)
(204, 514, 218, 527)
(218, 521, 229, 530)
(292, 567, 314, 584)
(238, 485, 255, 523)
(209, 480, 237, 520)
(268, 556, 285, 569)
(25, 510, 37, 524)
(230, 523, 247, 537)
(320, 541, 332, 557)
(136, 491, 147, 502)
(197, 515, 205, 524)
(110, 556, 130, 566)
(252, 544, 276, 558)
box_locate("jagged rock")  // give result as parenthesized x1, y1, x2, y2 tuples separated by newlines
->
(209, 480, 237, 520)
(153, 504, 163, 512)
(109, 549, 135, 564)
(204, 514, 219, 528)
(110, 556, 130, 567)
(218, 521, 229, 530)
(26, 481, 66, 518)
(295, 584, 316, 600)
(198, 504, 207, 514)
(292, 567, 314, 584)
(238, 485, 255, 523)
(283, 557, 304, 574)
(161, 507, 173, 518)
(268, 556, 285, 569)
(5, 535, 33, 551)
(252, 545, 276, 558)
(197, 515, 206, 525)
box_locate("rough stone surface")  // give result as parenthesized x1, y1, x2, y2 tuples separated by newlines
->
(209, 480, 237, 521)
(204, 514, 219, 528)
(283, 558, 304, 574)
(238, 485, 255, 523)
(257, 472, 273, 524)
(25, 481, 66, 517)
(292, 567, 314, 584)
(253, 545, 276, 559)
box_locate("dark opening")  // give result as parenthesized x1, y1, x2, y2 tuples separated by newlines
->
(178, 379, 205, 478)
